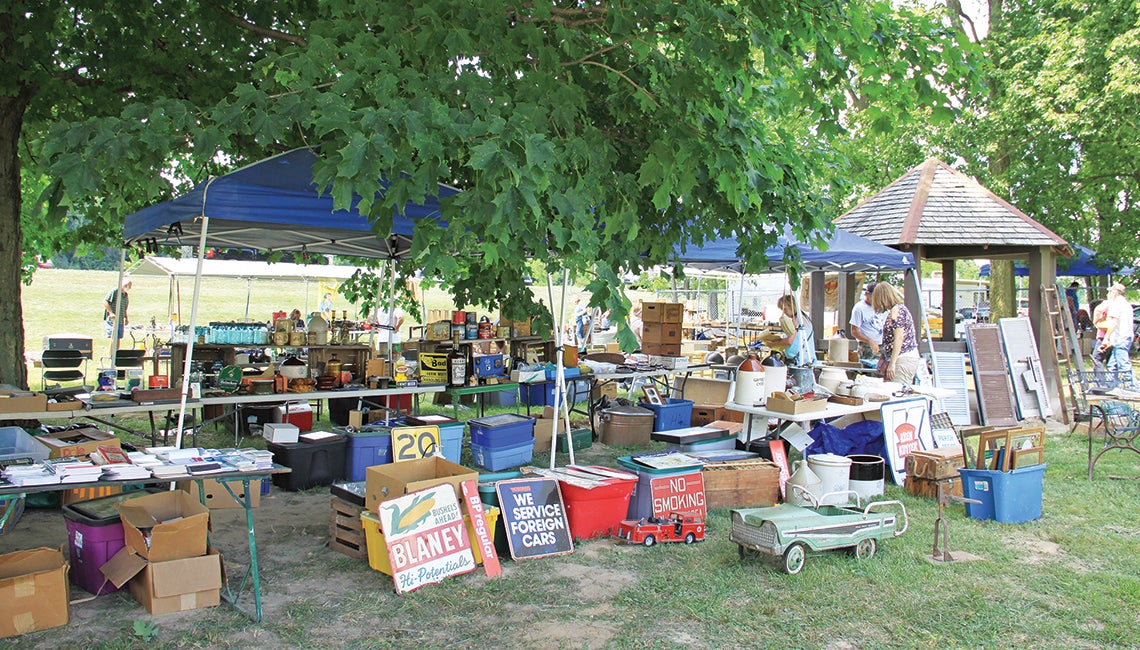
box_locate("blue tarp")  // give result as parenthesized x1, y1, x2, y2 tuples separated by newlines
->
(979, 245, 1134, 277)
(672, 228, 915, 273)
(124, 148, 460, 260)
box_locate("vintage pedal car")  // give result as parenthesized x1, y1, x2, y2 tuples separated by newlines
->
(617, 512, 704, 546)
(730, 488, 908, 574)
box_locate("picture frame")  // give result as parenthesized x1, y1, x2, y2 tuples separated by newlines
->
(642, 386, 663, 406)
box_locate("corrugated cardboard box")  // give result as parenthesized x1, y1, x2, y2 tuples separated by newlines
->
(690, 404, 725, 427)
(365, 456, 478, 512)
(0, 391, 47, 414)
(35, 428, 120, 459)
(177, 478, 262, 510)
(102, 547, 223, 615)
(0, 547, 69, 638)
(117, 490, 210, 562)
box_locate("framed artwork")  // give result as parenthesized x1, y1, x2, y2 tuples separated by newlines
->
(879, 398, 935, 485)
(642, 386, 663, 406)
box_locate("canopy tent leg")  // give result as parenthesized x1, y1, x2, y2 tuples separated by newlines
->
(174, 216, 211, 450)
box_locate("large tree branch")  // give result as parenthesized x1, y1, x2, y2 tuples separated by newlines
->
(563, 60, 659, 107)
(202, 1, 308, 47)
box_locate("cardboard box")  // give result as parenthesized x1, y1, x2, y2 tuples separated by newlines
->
(642, 323, 682, 344)
(591, 381, 618, 402)
(365, 456, 478, 511)
(905, 446, 965, 480)
(34, 428, 121, 459)
(365, 358, 388, 378)
(532, 406, 557, 450)
(348, 408, 389, 430)
(264, 422, 300, 444)
(673, 377, 731, 404)
(511, 369, 546, 384)
(690, 404, 725, 427)
(642, 302, 683, 324)
(765, 393, 828, 415)
(649, 355, 688, 370)
(641, 342, 681, 357)
(0, 391, 47, 414)
(178, 478, 262, 510)
(103, 547, 223, 615)
(117, 490, 210, 562)
(0, 547, 69, 638)
(499, 314, 533, 338)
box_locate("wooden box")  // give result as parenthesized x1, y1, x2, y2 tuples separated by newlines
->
(329, 497, 367, 560)
(702, 459, 780, 509)
(765, 393, 828, 415)
(690, 404, 725, 427)
(643, 302, 683, 324)
(905, 446, 965, 480)
(904, 475, 962, 500)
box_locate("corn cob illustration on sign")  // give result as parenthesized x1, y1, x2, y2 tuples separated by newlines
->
(378, 483, 475, 594)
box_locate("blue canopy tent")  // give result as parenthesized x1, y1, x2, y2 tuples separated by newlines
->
(669, 228, 917, 366)
(672, 227, 916, 273)
(122, 147, 461, 449)
(979, 245, 1134, 277)
(125, 148, 459, 259)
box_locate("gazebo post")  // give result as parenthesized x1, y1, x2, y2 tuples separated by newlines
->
(941, 260, 957, 341)
(1028, 246, 1059, 406)
(904, 246, 925, 346)
(809, 271, 825, 337)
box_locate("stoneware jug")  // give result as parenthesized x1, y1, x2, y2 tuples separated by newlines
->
(787, 460, 822, 507)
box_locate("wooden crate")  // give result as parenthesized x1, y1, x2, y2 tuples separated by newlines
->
(701, 459, 780, 509)
(905, 446, 965, 480)
(328, 497, 368, 560)
(904, 476, 962, 500)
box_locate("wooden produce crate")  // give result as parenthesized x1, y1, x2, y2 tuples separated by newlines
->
(328, 497, 367, 560)
(904, 475, 962, 500)
(905, 446, 965, 480)
(701, 459, 780, 509)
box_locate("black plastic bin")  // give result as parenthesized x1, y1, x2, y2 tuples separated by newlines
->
(267, 434, 347, 491)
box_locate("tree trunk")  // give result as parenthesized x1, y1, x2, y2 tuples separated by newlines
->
(0, 90, 31, 390)
(989, 259, 1015, 320)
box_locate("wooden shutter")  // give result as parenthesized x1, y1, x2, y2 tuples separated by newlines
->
(931, 352, 971, 425)
(966, 324, 1018, 426)
(998, 317, 1052, 419)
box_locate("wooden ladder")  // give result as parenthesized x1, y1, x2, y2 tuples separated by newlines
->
(1041, 284, 1079, 424)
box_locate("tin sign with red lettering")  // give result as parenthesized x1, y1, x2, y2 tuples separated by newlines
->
(880, 398, 934, 485)
(378, 484, 476, 594)
(648, 471, 706, 518)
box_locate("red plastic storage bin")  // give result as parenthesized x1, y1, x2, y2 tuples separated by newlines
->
(558, 468, 637, 540)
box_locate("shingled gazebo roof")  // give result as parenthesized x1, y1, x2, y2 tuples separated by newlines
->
(835, 158, 1069, 255)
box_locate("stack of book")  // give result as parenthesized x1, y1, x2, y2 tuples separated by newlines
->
(150, 464, 189, 480)
(2, 464, 61, 486)
(43, 457, 105, 484)
(102, 463, 152, 481)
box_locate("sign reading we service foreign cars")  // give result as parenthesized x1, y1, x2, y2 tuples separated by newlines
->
(496, 478, 573, 560)
(378, 484, 475, 594)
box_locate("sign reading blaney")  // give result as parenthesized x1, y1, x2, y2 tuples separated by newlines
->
(378, 484, 475, 594)
(496, 478, 574, 560)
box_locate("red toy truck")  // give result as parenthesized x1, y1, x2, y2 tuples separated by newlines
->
(617, 512, 705, 546)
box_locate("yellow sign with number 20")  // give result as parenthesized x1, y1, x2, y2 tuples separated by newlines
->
(391, 426, 442, 462)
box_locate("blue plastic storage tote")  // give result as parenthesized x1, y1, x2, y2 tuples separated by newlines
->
(470, 440, 534, 472)
(469, 414, 535, 448)
(344, 430, 392, 481)
(641, 398, 694, 432)
(959, 464, 1046, 523)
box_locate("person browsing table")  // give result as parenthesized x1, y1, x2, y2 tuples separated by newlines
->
(772, 294, 817, 366)
(849, 282, 885, 360)
(871, 283, 921, 384)
(1097, 282, 1136, 387)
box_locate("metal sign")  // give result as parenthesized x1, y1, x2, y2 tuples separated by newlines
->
(391, 426, 441, 462)
(880, 398, 935, 485)
(648, 472, 707, 518)
(460, 480, 501, 578)
(378, 484, 475, 594)
(496, 478, 574, 560)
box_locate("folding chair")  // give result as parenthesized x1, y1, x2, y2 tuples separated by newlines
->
(104, 349, 147, 389)
(40, 349, 87, 391)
